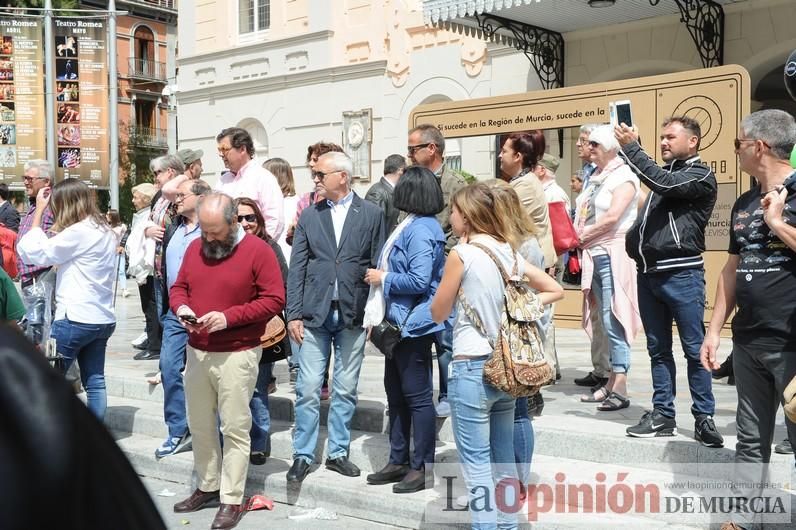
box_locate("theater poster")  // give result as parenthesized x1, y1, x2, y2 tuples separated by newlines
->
(53, 17, 108, 187)
(0, 16, 46, 188)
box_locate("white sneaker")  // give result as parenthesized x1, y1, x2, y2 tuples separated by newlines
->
(131, 332, 147, 347)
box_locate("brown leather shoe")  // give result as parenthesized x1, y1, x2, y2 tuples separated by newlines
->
(173, 488, 220, 513)
(211, 503, 245, 529)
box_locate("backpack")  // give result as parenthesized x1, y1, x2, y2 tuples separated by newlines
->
(0, 223, 17, 279)
(458, 242, 552, 397)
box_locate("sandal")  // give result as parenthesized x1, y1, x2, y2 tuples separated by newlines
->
(597, 392, 630, 411)
(580, 386, 609, 403)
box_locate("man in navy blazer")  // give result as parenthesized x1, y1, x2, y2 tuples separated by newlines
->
(286, 151, 385, 482)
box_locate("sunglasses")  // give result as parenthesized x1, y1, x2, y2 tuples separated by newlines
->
(237, 214, 257, 223)
(407, 143, 432, 154)
(312, 169, 340, 181)
(588, 141, 600, 148)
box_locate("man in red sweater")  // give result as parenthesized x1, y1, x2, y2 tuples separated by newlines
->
(169, 193, 284, 530)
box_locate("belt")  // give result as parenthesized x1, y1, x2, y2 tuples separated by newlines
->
(452, 354, 490, 361)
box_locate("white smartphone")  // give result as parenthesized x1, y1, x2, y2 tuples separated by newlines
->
(609, 100, 633, 128)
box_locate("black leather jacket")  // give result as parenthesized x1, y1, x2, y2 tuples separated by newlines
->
(621, 141, 717, 274)
(364, 177, 399, 235)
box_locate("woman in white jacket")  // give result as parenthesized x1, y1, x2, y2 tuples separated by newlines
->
(17, 178, 118, 419)
(126, 183, 158, 359)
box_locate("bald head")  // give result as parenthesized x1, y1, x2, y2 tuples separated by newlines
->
(198, 192, 238, 259)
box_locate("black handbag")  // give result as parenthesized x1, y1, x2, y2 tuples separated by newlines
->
(369, 304, 416, 359)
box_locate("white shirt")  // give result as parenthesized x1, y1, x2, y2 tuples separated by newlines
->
(328, 191, 354, 300)
(543, 179, 571, 209)
(216, 158, 285, 241)
(279, 194, 299, 263)
(17, 217, 117, 324)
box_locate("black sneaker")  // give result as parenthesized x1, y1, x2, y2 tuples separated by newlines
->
(626, 410, 677, 438)
(695, 415, 724, 448)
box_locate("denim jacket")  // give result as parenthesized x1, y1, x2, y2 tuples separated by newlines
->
(382, 216, 446, 338)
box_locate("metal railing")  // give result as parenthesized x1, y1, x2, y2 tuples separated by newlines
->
(128, 126, 168, 148)
(128, 58, 167, 82)
(128, 0, 176, 9)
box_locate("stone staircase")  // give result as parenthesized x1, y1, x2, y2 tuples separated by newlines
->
(103, 331, 793, 529)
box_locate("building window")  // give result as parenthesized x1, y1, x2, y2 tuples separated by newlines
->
(239, 0, 270, 34)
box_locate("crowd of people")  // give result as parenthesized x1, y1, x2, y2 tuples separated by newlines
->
(1, 110, 795, 530)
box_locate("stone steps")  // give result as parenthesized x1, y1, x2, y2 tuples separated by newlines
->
(114, 430, 706, 529)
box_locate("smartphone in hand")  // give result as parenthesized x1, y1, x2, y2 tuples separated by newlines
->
(609, 100, 633, 128)
(179, 314, 198, 325)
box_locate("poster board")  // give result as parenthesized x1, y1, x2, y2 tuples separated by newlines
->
(0, 16, 46, 187)
(410, 65, 751, 328)
(53, 17, 109, 187)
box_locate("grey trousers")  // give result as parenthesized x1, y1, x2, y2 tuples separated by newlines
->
(734, 341, 796, 464)
(731, 341, 796, 530)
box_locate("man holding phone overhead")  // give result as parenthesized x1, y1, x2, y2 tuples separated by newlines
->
(169, 192, 284, 530)
(615, 116, 722, 448)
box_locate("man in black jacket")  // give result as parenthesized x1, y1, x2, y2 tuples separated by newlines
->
(365, 154, 405, 234)
(616, 116, 723, 447)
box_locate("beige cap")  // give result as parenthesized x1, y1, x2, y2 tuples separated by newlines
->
(538, 153, 560, 173)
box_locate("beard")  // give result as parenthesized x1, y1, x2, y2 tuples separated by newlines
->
(201, 228, 237, 260)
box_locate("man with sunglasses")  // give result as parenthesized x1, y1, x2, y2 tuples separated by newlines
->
(615, 116, 722, 447)
(700, 110, 796, 530)
(154, 178, 211, 460)
(286, 151, 385, 484)
(16, 160, 55, 347)
(406, 124, 466, 418)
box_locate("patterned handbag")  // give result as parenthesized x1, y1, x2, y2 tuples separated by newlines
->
(458, 243, 552, 397)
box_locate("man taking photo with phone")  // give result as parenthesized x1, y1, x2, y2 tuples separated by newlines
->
(615, 116, 722, 448)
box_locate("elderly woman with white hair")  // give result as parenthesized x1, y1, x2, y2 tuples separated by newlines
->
(575, 125, 643, 412)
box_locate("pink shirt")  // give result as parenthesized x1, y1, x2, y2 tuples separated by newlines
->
(216, 159, 285, 240)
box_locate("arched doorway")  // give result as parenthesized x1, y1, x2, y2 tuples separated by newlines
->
(237, 118, 269, 160)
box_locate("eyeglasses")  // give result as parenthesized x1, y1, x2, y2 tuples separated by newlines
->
(733, 137, 770, 150)
(175, 192, 195, 202)
(237, 214, 257, 223)
(312, 169, 341, 181)
(217, 145, 233, 156)
(23, 175, 46, 182)
(407, 143, 432, 155)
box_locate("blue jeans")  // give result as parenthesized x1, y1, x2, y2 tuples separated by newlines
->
(590, 255, 630, 374)
(513, 397, 534, 487)
(292, 307, 366, 463)
(160, 310, 189, 438)
(384, 335, 435, 470)
(153, 275, 165, 326)
(637, 269, 714, 418)
(434, 327, 453, 401)
(50, 318, 116, 419)
(450, 357, 519, 530)
(249, 360, 274, 453)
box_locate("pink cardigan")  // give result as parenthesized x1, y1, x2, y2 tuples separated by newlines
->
(580, 233, 642, 346)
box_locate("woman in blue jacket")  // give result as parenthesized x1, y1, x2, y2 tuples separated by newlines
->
(363, 166, 446, 494)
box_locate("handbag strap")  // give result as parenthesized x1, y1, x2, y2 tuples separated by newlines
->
(469, 242, 515, 285)
(397, 298, 419, 329)
(456, 287, 495, 348)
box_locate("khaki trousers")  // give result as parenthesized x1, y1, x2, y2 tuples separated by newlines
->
(185, 346, 260, 505)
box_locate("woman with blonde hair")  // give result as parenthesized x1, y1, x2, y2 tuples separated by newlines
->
(263, 157, 297, 261)
(18, 178, 118, 419)
(431, 182, 563, 528)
